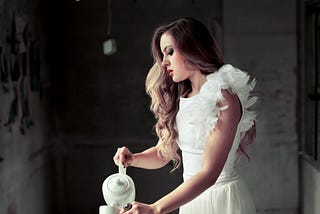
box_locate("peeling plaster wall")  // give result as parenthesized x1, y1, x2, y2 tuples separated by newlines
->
(0, 0, 52, 214)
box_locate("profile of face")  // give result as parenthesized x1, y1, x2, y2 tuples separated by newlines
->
(160, 32, 196, 83)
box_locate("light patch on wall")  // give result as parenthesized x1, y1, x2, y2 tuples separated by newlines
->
(103, 39, 117, 56)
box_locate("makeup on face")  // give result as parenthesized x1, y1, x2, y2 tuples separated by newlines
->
(160, 33, 191, 82)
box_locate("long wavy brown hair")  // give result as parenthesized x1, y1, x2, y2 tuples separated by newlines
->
(146, 18, 224, 171)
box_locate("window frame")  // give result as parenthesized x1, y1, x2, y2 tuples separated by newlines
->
(303, 0, 320, 170)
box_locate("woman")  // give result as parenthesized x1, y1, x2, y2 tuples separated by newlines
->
(114, 17, 257, 214)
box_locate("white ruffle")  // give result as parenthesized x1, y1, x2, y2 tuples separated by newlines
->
(213, 64, 258, 134)
(177, 64, 257, 150)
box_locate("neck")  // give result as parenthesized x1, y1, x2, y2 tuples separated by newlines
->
(188, 72, 207, 97)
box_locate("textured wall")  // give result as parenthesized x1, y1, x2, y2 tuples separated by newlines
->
(302, 161, 320, 214)
(223, 0, 299, 213)
(0, 0, 52, 214)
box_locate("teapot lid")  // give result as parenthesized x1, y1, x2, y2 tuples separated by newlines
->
(106, 174, 130, 194)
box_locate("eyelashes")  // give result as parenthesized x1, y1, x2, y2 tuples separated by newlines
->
(160, 47, 174, 61)
(167, 48, 174, 56)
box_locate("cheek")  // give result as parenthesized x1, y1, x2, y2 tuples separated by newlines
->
(177, 55, 185, 64)
(174, 56, 187, 71)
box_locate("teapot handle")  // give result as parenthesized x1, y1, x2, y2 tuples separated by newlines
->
(119, 162, 126, 175)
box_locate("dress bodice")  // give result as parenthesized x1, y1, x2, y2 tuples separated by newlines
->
(176, 64, 257, 182)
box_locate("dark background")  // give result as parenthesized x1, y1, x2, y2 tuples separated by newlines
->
(1, 0, 316, 214)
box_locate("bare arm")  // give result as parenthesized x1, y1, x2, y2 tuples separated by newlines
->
(150, 90, 241, 213)
(131, 145, 172, 169)
(114, 143, 175, 169)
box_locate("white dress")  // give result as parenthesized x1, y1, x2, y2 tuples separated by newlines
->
(176, 64, 257, 214)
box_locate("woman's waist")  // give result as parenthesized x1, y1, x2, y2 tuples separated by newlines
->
(182, 151, 237, 181)
(183, 169, 238, 183)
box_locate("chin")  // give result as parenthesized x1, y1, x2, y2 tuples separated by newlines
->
(172, 75, 186, 83)
(172, 77, 180, 83)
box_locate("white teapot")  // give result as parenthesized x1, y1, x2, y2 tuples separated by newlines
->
(99, 163, 135, 214)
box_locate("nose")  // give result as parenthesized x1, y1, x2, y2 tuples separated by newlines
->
(161, 55, 169, 67)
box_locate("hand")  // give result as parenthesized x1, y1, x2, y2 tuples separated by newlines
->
(119, 201, 157, 214)
(113, 146, 134, 168)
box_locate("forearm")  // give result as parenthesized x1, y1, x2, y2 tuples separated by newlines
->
(152, 170, 217, 214)
(131, 146, 170, 169)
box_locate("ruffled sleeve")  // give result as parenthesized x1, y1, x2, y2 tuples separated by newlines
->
(213, 64, 258, 133)
(192, 64, 257, 149)
(176, 64, 257, 151)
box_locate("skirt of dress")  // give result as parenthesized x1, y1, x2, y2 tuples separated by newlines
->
(179, 176, 256, 214)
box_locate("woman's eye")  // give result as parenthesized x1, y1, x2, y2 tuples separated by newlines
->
(167, 49, 174, 56)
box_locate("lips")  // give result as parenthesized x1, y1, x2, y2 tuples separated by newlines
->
(167, 69, 173, 76)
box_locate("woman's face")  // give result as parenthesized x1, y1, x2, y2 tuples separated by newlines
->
(160, 32, 192, 83)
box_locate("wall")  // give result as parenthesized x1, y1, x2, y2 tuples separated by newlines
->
(223, 0, 299, 213)
(301, 161, 320, 214)
(0, 0, 52, 214)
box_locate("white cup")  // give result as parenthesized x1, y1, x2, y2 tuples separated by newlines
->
(99, 205, 119, 214)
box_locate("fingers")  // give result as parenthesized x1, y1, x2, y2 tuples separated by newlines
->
(113, 146, 132, 168)
(119, 202, 153, 214)
(119, 147, 128, 166)
(113, 148, 120, 166)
